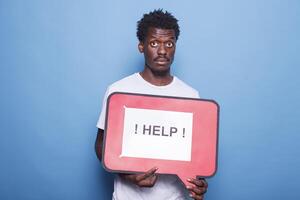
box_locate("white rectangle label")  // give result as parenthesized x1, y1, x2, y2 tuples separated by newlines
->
(121, 107, 193, 161)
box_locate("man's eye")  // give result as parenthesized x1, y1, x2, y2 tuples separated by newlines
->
(165, 42, 174, 48)
(150, 41, 158, 47)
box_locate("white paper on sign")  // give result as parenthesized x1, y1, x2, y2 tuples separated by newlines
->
(120, 107, 193, 161)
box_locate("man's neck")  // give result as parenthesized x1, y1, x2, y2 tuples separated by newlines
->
(139, 68, 173, 86)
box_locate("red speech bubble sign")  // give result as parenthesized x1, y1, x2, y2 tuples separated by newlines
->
(102, 92, 219, 187)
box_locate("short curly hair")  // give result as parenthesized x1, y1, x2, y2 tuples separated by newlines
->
(137, 9, 180, 42)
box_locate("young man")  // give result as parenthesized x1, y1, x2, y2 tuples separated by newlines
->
(95, 10, 208, 200)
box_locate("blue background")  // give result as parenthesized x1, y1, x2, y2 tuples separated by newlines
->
(1, 0, 299, 199)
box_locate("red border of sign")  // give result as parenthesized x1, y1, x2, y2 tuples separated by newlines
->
(102, 92, 219, 186)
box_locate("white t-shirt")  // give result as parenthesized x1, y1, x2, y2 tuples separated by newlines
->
(97, 73, 200, 200)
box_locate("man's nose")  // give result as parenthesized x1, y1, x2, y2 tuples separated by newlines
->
(157, 44, 167, 55)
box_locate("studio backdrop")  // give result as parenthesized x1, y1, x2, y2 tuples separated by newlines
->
(1, 0, 300, 199)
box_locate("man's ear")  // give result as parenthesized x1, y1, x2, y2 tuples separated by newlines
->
(138, 42, 144, 53)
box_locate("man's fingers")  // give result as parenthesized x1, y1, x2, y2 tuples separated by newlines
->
(135, 167, 158, 182)
(199, 178, 208, 188)
(189, 193, 204, 200)
(187, 178, 207, 188)
(151, 173, 158, 184)
(145, 166, 158, 174)
(187, 178, 208, 199)
(187, 186, 207, 195)
(137, 174, 158, 187)
(187, 185, 206, 194)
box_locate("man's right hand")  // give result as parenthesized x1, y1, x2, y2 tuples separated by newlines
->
(96, 130, 158, 187)
(119, 167, 158, 187)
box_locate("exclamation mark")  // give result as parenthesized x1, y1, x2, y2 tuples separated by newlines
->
(135, 124, 138, 134)
(182, 128, 185, 138)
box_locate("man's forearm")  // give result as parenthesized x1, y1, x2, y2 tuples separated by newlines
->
(95, 129, 104, 161)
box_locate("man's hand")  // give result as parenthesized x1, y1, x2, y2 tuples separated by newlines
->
(119, 167, 158, 187)
(187, 178, 208, 200)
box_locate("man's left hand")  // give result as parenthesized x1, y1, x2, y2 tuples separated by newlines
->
(186, 178, 208, 200)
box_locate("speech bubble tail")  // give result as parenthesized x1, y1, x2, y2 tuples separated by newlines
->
(177, 173, 191, 188)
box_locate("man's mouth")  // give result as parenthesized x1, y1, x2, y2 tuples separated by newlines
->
(154, 57, 169, 63)
(154, 57, 169, 65)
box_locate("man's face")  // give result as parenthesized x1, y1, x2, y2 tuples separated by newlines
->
(138, 27, 176, 75)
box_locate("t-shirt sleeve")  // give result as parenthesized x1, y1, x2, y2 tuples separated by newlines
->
(96, 87, 111, 130)
(196, 91, 200, 98)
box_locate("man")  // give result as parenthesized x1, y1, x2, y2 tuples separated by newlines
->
(95, 9, 208, 200)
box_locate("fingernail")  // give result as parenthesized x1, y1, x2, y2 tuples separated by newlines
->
(187, 178, 191, 181)
(189, 193, 193, 197)
(186, 185, 192, 189)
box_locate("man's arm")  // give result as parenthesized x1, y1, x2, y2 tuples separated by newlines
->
(94, 128, 158, 187)
(95, 128, 104, 161)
